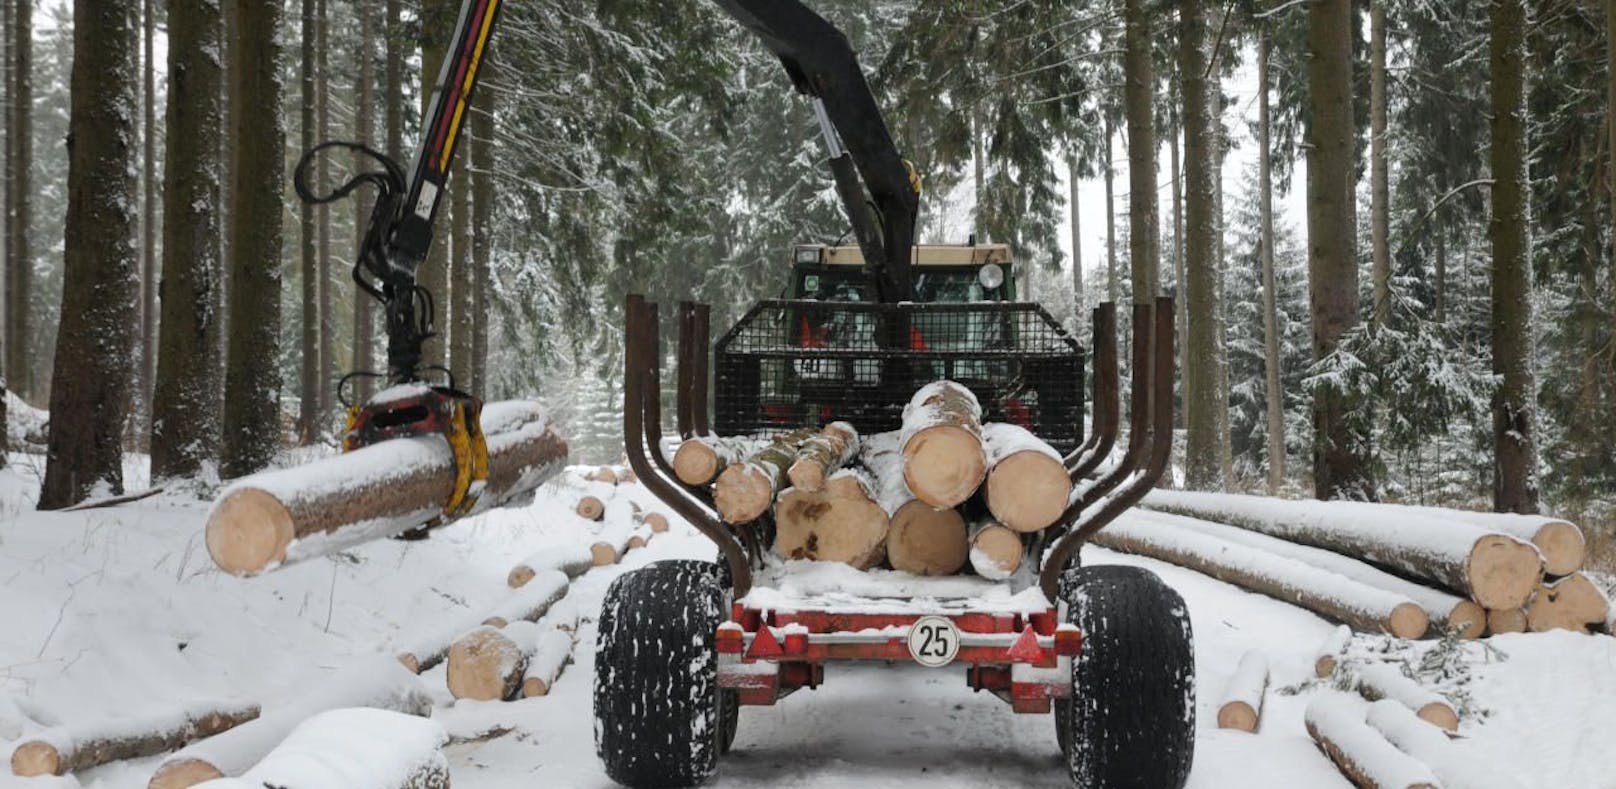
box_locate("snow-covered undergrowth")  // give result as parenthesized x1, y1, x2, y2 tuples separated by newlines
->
(2, 466, 1614, 787)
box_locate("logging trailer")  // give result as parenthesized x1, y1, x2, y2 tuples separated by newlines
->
(295, 0, 1194, 785)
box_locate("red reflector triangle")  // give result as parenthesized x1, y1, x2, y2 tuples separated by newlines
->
(1007, 625, 1043, 663)
(747, 626, 784, 659)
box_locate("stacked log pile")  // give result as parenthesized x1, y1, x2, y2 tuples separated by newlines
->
(675, 382, 1075, 579)
(1135, 490, 1606, 637)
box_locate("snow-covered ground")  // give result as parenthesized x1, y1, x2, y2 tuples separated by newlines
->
(1, 464, 1613, 788)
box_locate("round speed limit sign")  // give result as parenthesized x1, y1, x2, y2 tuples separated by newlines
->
(907, 616, 961, 667)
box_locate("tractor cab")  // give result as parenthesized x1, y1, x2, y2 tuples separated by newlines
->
(787, 243, 1018, 304)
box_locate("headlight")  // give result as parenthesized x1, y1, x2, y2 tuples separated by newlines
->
(978, 263, 1005, 290)
(795, 246, 821, 264)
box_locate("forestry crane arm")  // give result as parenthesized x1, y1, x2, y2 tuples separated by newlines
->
(711, 0, 921, 303)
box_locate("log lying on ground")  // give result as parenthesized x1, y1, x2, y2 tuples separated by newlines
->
(887, 501, 969, 576)
(1305, 694, 1440, 789)
(1366, 700, 1525, 789)
(1364, 503, 1585, 577)
(591, 521, 635, 566)
(1095, 515, 1429, 638)
(11, 699, 259, 777)
(787, 422, 859, 493)
(1487, 608, 1527, 635)
(586, 466, 619, 485)
(774, 471, 889, 569)
(508, 543, 595, 588)
(482, 570, 569, 628)
(207, 400, 567, 576)
(149, 657, 430, 789)
(195, 708, 448, 789)
(968, 522, 1024, 580)
(1217, 651, 1269, 732)
(522, 629, 576, 697)
(901, 381, 987, 509)
(1142, 510, 1485, 638)
(1526, 572, 1610, 633)
(540, 597, 581, 633)
(576, 496, 605, 521)
(1353, 663, 1458, 732)
(981, 423, 1072, 533)
(715, 428, 816, 523)
(672, 436, 752, 486)
(1144, 489, 1545, 610)
(641, 512, 669, 533)
(1316, 625, 1353, 678)
(447, 623, 539, 701)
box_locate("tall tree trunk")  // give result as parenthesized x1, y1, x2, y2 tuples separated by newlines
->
(1608, 0, 1615, 348)
(1371, 0, 1390, 329)
(1489, 0, 1539, 513)
(218, 0, 234, 385)
(1307, 0, 1371, 500)
(1258, 27, 1285, 494)
(419, 0, 455, 371)
(0, 0, 7, 464)
(352, 0, 377, 401)
(1216, 119, 1233, 489)
(296, 0, 318, 444)
(385, 0, 402, 164)
(1068, 151, 1082, 327)
(315, 0, 332, 429)
(39, 0, 139, 508)
(449, 156, 472, 387)
(470, 88, 492, 394)
(221, 0, 286, 479)
(8, 0, 31, 402)
(1181, 0, 1219, 490)
(137, 0, 157, 442)
(1104, 113, 1117, 304)
(1171, 96, 1187, 362)
(151, 0, 223, 480)
(1124, 0, 1159, 303)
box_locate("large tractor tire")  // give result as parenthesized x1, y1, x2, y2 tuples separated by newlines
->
(595, 560, 730, 787)
(1056, 564, 1195, 788)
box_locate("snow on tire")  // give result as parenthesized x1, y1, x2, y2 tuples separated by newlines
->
(1059, 564, 1195, 789)
(594, 560, 727, 788)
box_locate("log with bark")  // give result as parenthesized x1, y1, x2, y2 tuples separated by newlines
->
(671, 436, 752, 487)
(189, 708, 448, 789)
(787, 422, 860, 493)
(1364, 503, 1585, 577)
(1095, 515, 1430, 638)
(1144, 489, 1545, 610)
(1525, 572, 1610, 633)
(886, 501, 969, 576)
(148, 657, 431, 789)
(12, 699, 259, 777)
(591, 521, 636, 566)
(900, 381, 987, 509)
(575, 495, 605, 521)
(714, 428, 816, 524)
(1316, 625, 1352, 678)
(1365, 700, 1527, 789)
(967, 522, 1024, 580)
(508, 543, 595, 588)
(522, 629, 575, 697)
(981, 423, 1072, 533)
(447, 622, 539, 701)
(1487, 607, 1527, 635)
(1305, 694, 1440, 789)
(482, 570, 569, 628)
(774, 471, 889, 569)
(1217, 650, 1269, 732)
(207, 400, 568, 576)
(1353, 663, 1458, 732)
(1141, 510, 1485, 638)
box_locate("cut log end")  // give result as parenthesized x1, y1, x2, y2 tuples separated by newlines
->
(508, 566, 536, 588)
(774, 475, 889, 569)
(786, 459, 825, 493)
(398, 652, 422, 674)
(1487, 607, 1527, 635)
(205, 488, 296, 577)
(1533, 521, 1586, 577)
(522, 677, 552, 697)
(1445, 600, 1487, 640)
(1315, 655, 1337, 679)
(642, 513, 669, 533)
(1388, 602, 1430, 640)
(887, 502, 968, 576)
(1416, 702, 1459, 733)
(969, 524, 1024, 579)
(148, 757, 225, 789)
(985, 451, 1073, 532)
(1216, 701, 1259, 732)
(626, 533, 648, 550)
(587, 466, 619, 485)
(1464, 535, 1545, 610)
(715, 465, 775, 524)
(447, 627, 527, 701)
(590, 542, 619, 566)
(576, 496, 605, 521)
(1526, 573, 1609, 633)
(903, 425, 986, 509)
(672, 441, 720, 486)
(10, 741, 60, 777)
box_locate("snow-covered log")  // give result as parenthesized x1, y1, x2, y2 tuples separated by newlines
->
(1353, 662, 1458, 732)
(967, 522, 1024, 580)
(1217, 651, 1269, 732)
(191, 708, 447, 789)
(590, 521, 635, 566)
(900, 381, 987, 509)
(149, 657, 430, 789)
(575, 496, 605, 521)
(981, 423, 1072, 533)
(1365, 700, 1525, 789)
(625, 524, 654, 551)
(1359, 503, 1584, 577)
(507, 543, 595, 588)
(714, 428, 816, 524)
(1139, 510, 1485, 638)
(1526, 573, 1610, 633)
(206, 401, 567, 576)
(1305, 694, 1440, 789)
(640, 512, 669, 533)
(521, 629, 575, 697)
(11, 699, 258, 777)
(671, 436, 751, 486)
(481, 570, 569, 628)
(0, 691, 30, 741)
(446, 623, 538, 701)
(886, 500, 968, 576)
(774, 471, 889, 569)
(1143, 489, 1545, 610)
(1093, 517, 1429, 638)
(1315, 625, 1352, 678)
(586, 466, 619, 485)
(1487, 608, 1527, 635)
(787, 422, 859, 493)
